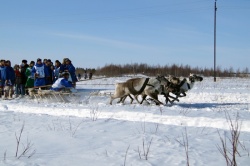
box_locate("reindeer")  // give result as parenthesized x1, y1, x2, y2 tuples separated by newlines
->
(163, 74, 203, 104)
(110, 76, 168, 105)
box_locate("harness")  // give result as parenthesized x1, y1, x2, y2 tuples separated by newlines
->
(179, 78, 186, 87)
(179, 78, 191, 90)
(138, 78, 150, 94)
(156, 76, 163, 83)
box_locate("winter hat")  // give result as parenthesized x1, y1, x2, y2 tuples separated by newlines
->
(22, 59, 27, 63)
(61, 72, 69, 77)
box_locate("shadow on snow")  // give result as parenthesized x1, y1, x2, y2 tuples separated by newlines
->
(177, 103, 248, 109)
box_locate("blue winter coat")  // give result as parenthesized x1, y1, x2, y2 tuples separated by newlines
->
(59, 64, 67, 73)
(44, 65, 52, 85)
(0, 66, 6, 86)
(32, 63, 46, 87)
(53, 66, 60, 82)
(51, 78, 73, 91)
(5, 66, 15, 85)
(66, 63, 77, 82)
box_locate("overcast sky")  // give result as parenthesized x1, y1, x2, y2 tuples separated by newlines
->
(0, 0, 250, 70)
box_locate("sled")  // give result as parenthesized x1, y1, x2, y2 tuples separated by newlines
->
(28, 86, 78, 103)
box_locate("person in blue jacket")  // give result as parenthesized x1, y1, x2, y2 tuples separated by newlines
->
(3, 60, 15, 99)
(0, 60, 6, 96)
(32, 58, 46, 87)
(59, 58, 68, 74)
(51, 72, 73, 91)
(65, 59, 77, 88)
(53, 60, 61, 82)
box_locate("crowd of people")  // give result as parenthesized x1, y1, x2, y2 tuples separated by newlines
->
(0, 58, 77, 99)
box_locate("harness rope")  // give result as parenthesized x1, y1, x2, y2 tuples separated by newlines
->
(178, 78, 191, 90)
(137, 78, 150, 94)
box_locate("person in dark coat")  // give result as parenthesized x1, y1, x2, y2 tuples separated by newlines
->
(77, 73, 81, 81)
(59, 58, 68, 75)
(65, 59, 77, 88)
(44, 59, 52, 85)
(20, 59, 29, 95)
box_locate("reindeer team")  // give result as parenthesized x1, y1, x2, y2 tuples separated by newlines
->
(110, 74, 203, 105)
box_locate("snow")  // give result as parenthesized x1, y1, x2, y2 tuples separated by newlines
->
(0, 76, 250, 166)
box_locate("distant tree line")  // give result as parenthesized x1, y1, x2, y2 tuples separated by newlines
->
(76, 63, 250, 77)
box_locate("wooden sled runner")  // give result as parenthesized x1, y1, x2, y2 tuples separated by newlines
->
(28, 87, 78, 103)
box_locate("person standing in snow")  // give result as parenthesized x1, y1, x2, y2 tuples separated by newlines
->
(77, 73, 81, 81)
(25, 61, 35, 88)
(53, 60, 61, 82)
(32, 58, 46, 88)
(44, 59, 52, 85)
(89, 72, 93, 79)
(64, 59, 77, 88)
(4, 60, 15, 99)
(84, 70, 87, 79)
(0, 59, 6, 97)
(20, 59, 29, 95)
(14, 64, 22, 97)
(59, 58, 68, 74)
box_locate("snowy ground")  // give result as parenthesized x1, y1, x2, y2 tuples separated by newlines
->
(0, 76, 250, 166)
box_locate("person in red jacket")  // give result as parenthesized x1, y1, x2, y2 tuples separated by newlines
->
(14, 64, 22, 97)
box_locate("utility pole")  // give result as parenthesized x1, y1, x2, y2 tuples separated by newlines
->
(214, 0, 217, 82)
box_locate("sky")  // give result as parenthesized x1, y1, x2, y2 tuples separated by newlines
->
(0, 0, 250, 70)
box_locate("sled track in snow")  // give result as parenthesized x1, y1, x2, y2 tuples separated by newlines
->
(2, 100, 250, 132)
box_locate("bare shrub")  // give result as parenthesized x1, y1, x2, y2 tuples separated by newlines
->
(90, 106, 100, 121)
(4, 150, 7, 161)
(15, 122, 36, 159)
(175, 127, 190, 166)
(137, 137, 153, 160)
(135, 121, 159, 161)
(68, 117, 84, 137)
(216, 111, 249, 166)
(123, 145, 130, 166)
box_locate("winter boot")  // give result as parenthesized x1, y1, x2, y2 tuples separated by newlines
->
(3, 86, 9, 100)
(8, 87, 13, 99)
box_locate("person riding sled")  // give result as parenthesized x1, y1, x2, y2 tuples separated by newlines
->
(51, 72, 76, 92)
